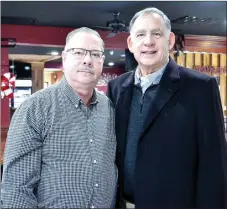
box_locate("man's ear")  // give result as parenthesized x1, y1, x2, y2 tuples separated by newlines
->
(168, 32, 175, 51)
(127, 36, 134, 53)
(102, 55, 105, 62)
(62, 51, 66, 68)
(61, 51, 66, 72)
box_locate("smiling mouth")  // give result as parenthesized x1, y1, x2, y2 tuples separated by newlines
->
(141, 51, 157, 54)
(79, 70, 94, 74)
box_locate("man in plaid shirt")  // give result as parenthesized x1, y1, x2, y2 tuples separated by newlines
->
(1, 27, 118, 208)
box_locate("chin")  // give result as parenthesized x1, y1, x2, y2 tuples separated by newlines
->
(81, 78, 97, 85)
(141, 57, 164, 66)
(79, 74, 93, 79)
(140, 60, 156, 67)
(79, 78, 93, 83)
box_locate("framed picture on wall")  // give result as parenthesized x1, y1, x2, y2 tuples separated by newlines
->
(13, 87, 32, 109)
(44, 82, 49, 88)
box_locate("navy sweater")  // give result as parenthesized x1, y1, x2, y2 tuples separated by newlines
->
(124, 84, 159, 200)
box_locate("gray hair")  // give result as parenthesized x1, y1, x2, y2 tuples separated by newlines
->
(65, 27, 105, 51)
(129, 7, 171, 34)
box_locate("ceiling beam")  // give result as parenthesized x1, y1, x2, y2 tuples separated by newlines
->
(9, 54, 61, 63)
(2, 24, 128, 49)
(184, 35, 226, 53)
(3, 24, 226, 54)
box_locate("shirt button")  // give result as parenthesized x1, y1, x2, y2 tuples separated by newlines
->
(90, 139, 93, 143)
(93, 160, 97, 164)
(95, 183, 99, 187)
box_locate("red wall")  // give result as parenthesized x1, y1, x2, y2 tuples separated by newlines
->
(1, 48, 10, 164)
(96, 67, 124, 94)
(1, 48, 10, 128)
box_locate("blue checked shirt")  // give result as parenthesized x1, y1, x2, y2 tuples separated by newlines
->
(1, 76, 118, 208)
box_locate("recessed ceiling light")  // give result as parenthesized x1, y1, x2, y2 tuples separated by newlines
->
(121, 54, 125, 57)
(109, 51, 114, 55)
(108, 62, 114, 66)
(10, 65, 15, 69)
(24, 66, 30, 70)
(50, 51, 59, 56)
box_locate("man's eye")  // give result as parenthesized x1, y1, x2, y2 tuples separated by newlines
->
(74, 51, 83, 55)
(92, 53, 100, 57)
(154, 33, 161, 37)
(136, 33, 144, 37)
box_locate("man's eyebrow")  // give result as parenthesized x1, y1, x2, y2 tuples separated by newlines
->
(151, 28, 162, 32)
(135, 28, 162, 33)
(135, 29, 147, 34)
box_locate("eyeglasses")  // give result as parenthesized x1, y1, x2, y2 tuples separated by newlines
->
(65, 48, 104, 61)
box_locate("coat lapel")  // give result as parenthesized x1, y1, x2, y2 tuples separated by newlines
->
(140, 59, 181, 138)
(115, 71, 135, 152)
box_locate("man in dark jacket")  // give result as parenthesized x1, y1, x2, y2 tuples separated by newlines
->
(107, 7, 227, 209)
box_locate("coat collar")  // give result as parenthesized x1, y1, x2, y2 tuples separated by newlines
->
(119, 57, 181, 139)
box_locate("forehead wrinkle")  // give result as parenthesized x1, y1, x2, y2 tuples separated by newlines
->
(132, 13, 166, 32)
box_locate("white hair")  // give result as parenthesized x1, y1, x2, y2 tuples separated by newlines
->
(129, 7, 171, 35)
(65, 27, 105, 51)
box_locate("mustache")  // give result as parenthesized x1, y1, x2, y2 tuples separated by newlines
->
(77, 67, 94, 74)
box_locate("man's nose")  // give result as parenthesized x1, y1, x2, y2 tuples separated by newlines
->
(143, 34, 155, 46)
(83, 52, 92, 66)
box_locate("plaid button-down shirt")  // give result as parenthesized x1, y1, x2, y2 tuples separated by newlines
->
(1, 76, 118, 208)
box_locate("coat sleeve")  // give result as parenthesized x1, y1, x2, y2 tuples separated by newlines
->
(106, 81, 115, 107)
(106, 81, 112, 100)
(1, 97, 44, 208)
(196, 77, 227, 208)
(106, 81, 125, 208)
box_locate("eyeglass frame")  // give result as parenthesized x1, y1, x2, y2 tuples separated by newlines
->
(64, 48, 105, 60)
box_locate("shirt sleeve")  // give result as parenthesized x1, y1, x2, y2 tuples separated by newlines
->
(1, 96, 45, 208)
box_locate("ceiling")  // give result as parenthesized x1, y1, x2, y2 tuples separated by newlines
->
(2, 1, 226, 68)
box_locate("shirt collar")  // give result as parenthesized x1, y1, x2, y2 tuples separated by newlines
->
(58, 75, 98, 107)
(134, 60, 168, 86)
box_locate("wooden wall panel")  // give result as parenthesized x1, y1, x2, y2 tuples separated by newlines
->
(220, 54, 227, 115)
(185, 53, 194, 69)
(211, 53, 219, 77)
(194, 53, 202, 66)
(203, 53, 211, 66)
(32, 62, 44, 93)
(177, 52, 185, 67)
(170, 51, 175, 60)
